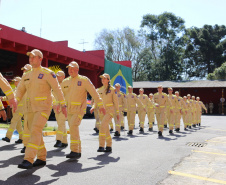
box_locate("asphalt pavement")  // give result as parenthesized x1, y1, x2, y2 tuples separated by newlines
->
(0, 115, 226, 185)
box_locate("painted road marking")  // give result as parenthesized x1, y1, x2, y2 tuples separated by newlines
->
(206, 140, 226, 144)
(205, 128, 226, 132)
(192, 150, 226, 156)
(169, 171, 226, 184)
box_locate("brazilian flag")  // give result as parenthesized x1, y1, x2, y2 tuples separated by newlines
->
(104, 59, 132, 94)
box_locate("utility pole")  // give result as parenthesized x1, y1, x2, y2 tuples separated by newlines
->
(79, 39, 88, 52)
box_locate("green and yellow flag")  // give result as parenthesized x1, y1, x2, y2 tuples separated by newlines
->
(104, 59, 132, 94)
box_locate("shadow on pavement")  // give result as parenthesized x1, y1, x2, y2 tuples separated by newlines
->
(47, 148, 66, 159)
(47, 159, 104, 177)
(0, 167, 59, 185)
(0, 154, 24, 168)
(113, 136, 129, 141)
(0, 143, 21, 151)
(88, 153, 120, 165)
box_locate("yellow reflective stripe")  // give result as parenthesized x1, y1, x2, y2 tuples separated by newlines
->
(19, 112, 23, 117)
(57, 131, 63, 135)
(18, 104, 23, 106)
(8, 128, 14, 132)
(110, 113, 113, 117)
(38, 145, 45, 150)
(35, 97, 47, 101)
(169, 124, 174, 127)
(78, 115, 83, 120)
(83, 109, 86, 113)
(106, 103, 113, 107)
(18, 131, 23, 134)
(116, 124, 120, 126)
(131, 105, 135, 107)
(41, 112, 49, 119)
(63, 133, 67, 136)
(106, 136, 111, 140)
(99, 133, 106, 137)
(27, 143, 39, 150)
(97, 102, 103, 107)
(16, 97, 21, 101)
(71, 102, 81, 105)
(119, 105, 122, 107)
(159, 125, 164, 128)
(59, 100, 66, 105)
(130, 124, 135, 126)
(160, 106, 165, 108)
(23, 134, 30, 137)
(116, 110, 119, 113)
(4, 89, 13, 96)
(71, 140, 80, 144)
(140, 122, 144, 124)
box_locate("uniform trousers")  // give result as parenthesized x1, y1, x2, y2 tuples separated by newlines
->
(55, 111, 67, 144)
(24, 110, 50, 163)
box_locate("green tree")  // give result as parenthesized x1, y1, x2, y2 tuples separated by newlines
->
(141, 12, 186, 81)
(207, 62, 226, 80)
(184, 25, 226, 78)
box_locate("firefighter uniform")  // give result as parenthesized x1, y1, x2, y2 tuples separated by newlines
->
(113, 83, 127, 136)
(196, 97, 207, 126)
(167, 91, 178, 133)
(191, 96, 197, 127)
(97, 74, 119, 152)
(2, 77, 23, 143)
(126, 86, 143, 135)
(137, 89, 148, 132)
(181, 96, 189, 130)
(187, 94, 193, 129)
(147, 93, 155, 131)
(52, 71, 68, 147)
(17, 49, 66, 169)
(0, 100, 6, 120)
(174, 92, 184, 131)
(91, 97, 100, 133)
(154, 86, 172, 136)
(0, 73, 14, 100)
(62, 61, 103, 158)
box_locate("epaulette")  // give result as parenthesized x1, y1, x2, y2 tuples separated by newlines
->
(62, 76, 72, 82)
(40, 67, 52, 74)
(78, 75, 88, 81)
(154, 92, 158, 95)
(24, 69, 32, 74)
(110, 86, 115, 90)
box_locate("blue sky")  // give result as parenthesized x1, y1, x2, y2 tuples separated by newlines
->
(0, 0, 225, 51)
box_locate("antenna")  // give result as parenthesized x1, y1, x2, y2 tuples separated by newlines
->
(40, 9, 42, 37)
(79, 39, 88, 52)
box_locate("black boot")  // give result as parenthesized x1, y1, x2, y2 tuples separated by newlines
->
(110, 128, 113, 132)
(54, 140, 62, 147)
(2, 137, 10, 142)
(97, 147, 104, 152)
(66, 151, 81, 158)
(189, 126, 192, 129)
(175, 128, 180, 132)
(192, 124, 196, 127)
(21, 147, 26, 153)
(153, 122, 155, 125)
(158, 131, 163, 137)
(199, 123, 201, 126)
(33, 159, 46, 167)
(18, 160, 33, 169)
(114, 131, 120, 137)
(15, 139, 23, 144)
(184, 127, 188, 131)
(169, 130, 173, 134)
(104, 147, 112, 152)
(164, 125, 167, 128)
(139, 127, 144, 132)
(120, 126, 124, 130)
(127, 130, 133, 135)
(61, 143, 68, 147)
(149, 127, 153, 131)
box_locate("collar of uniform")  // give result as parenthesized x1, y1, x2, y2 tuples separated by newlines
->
(33, 66, 41, 71)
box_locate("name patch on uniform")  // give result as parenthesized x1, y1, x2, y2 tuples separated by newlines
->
(172, 97, 174, 99)
(51, 72, 56, 78)
(78, 81, 82, 86)
(143, 97, 145, 99)
(38, 74, 44, 79)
